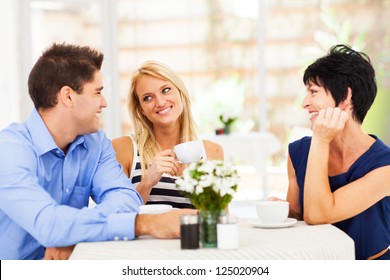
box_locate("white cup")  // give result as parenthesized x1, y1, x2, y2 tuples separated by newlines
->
(173, 140, 204, 164)
(139, 204, 173, 214)
(255, 201, 289, 224)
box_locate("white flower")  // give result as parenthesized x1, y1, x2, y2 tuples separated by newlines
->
(175, 159, 239, 210)
(220, 113, 236, 123)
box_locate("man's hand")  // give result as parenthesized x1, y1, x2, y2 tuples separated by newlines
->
(135, 209, 198, 239)
(44, 245, 75, 260)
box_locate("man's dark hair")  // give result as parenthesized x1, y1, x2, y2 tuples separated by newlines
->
(28, 43, 104, 109)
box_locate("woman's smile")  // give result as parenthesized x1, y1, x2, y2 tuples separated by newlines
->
(156, 106, 173, 115)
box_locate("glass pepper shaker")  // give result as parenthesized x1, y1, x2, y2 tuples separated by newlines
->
(180, 214, 199, 249)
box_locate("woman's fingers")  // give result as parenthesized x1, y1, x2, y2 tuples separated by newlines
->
(153, 150, 182, 177)
(313, 107, 349, 141)
(160, 158, 182, 176)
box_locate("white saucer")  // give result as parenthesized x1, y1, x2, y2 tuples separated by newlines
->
(248, 218, 297, 229)
(139, 204, 172, 214)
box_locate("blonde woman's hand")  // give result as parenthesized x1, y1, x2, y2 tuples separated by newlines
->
(145, 149, 182, 186)
(312, 107, 349, 143)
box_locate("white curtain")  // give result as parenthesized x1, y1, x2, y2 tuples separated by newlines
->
(0, 0, 20, 129)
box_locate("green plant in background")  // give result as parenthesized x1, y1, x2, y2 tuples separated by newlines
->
(219, 113, 237, 127)
(218, 113, 238, 134)
(317, 7, 367, 53)
(363, 88, 389, 140)
(193, 73, 257, 134)
(363, 52, 390, 142)
(193, 74, 245, 133)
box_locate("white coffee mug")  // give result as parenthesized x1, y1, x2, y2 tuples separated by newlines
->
(255, 201, 289, 224)
(173, 140, 204, 164)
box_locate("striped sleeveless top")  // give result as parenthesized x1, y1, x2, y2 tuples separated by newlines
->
(128, 136, 206, 209)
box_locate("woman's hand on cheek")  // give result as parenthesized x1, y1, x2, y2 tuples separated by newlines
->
(313, 107, 349, 142)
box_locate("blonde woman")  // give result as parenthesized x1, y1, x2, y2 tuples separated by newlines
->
(112, 61, 224, 208)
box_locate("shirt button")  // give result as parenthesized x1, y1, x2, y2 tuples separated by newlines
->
(114, 236, 119, 241)
(56, 150, 60, 154)
(123, 236, 128, 241)
(65, 188, 69, 193)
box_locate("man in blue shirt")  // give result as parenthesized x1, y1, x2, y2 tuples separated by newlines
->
(0, 43, 195, 260)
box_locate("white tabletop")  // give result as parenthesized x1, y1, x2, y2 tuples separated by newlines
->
(69, 220, 355, 260)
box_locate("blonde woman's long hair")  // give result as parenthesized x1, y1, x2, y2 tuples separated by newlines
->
(128, 61, 198, 176)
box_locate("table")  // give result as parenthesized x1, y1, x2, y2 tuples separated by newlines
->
(69, 220, 355, 260)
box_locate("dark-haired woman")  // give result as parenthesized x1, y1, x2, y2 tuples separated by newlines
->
(286, 45, 390, 260)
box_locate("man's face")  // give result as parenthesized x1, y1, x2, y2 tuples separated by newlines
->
(71, 71, 107, 135)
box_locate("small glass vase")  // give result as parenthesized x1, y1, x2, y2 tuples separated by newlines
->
(223, 124, 231, 135)
(199, 209, 221, 248)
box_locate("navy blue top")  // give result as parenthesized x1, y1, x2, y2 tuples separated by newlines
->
(289, 135, 390, 260)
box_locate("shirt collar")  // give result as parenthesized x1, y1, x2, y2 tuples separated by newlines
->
(25, 108, 86, 156)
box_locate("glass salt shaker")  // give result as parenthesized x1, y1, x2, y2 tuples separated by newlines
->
(217, 214, 239, 250)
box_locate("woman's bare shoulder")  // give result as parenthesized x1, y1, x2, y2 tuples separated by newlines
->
(111, 136, 134, 172)
(202, 139, 224, 160)
(112, 135, 134, 153)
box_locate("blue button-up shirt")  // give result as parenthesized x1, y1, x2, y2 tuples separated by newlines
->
(0, 109, 142, 259)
